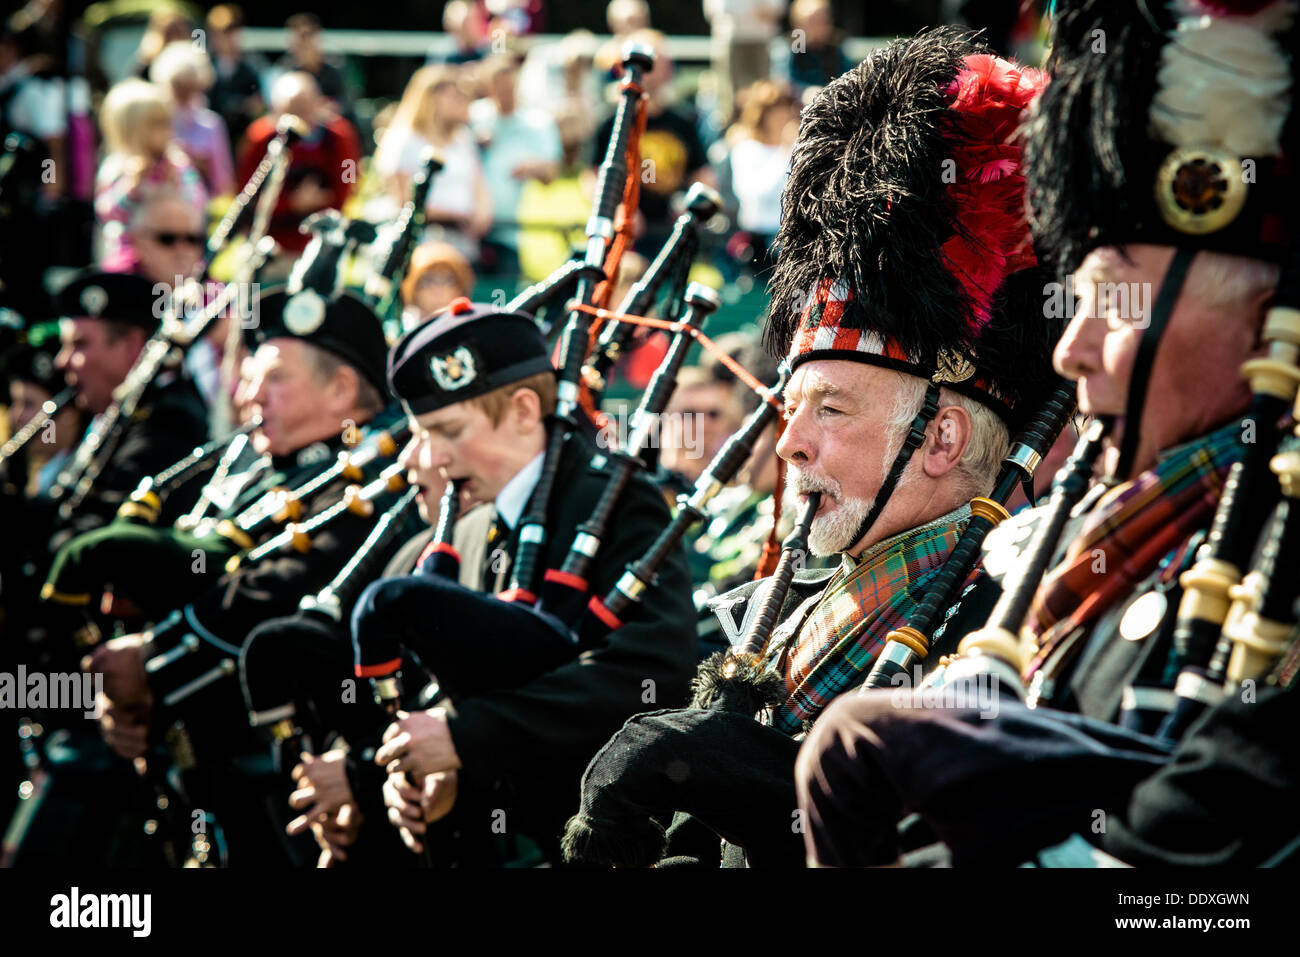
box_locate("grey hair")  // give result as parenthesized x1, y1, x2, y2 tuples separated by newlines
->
(301, 342, 385, 417)
(878, 369, 1010, 499)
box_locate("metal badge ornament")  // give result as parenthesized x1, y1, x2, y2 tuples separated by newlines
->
(283, 290, 327, 336)
(430, 346, 476, 392)
(933, 348, 975, 385)
(296, 441, 331, 467)
(79, 285, 108, 316)
(1154, 147, 1248, 236)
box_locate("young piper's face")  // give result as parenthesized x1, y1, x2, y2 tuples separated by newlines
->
(400, 401, 521, 524)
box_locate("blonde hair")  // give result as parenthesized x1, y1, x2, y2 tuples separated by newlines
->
(389, 65, 463, 140)
(149, 41, 215, 94)
(469, 372, 557, 426)
(100, 79, 173, 155)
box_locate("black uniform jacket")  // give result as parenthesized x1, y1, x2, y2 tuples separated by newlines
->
(439, 430, 697, 841)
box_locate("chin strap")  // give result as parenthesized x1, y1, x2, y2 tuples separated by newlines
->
(844, 381, 942, 554)
(1113, 248, 1197, 481)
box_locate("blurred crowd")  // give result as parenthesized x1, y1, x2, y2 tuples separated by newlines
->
(1, 0, 1044, 310)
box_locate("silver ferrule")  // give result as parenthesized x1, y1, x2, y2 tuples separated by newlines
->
(248, 703, 296, 728)
(145, 634, 202, 675)
(1007, 444, 1043, 476)
(298, 592, 342, 621)
(1120, 686, 1178, 714)
(163, 658, 237, 707)
(572, 533, 601, 558)
(616, 571, 647, 602)
(1174, 670, 1226, 707)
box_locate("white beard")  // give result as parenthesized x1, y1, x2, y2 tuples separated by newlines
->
(807, 494, 874, 556)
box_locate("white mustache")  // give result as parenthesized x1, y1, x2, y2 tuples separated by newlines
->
(792, 471, 841, 501)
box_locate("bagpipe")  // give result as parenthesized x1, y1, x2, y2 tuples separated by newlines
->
(39, 415, 409, 618)
(347, 43, 662, 705)
(1149, 246, 1300, 741)
(347, 294, 790, 713)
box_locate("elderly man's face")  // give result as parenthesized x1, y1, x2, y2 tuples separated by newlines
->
(1053, 244, 1262, 479)
(777, 361, 913, 555)
(55, 319, 144, 416)
(247, 339, 352, 457)
(132, 198, 205, 286)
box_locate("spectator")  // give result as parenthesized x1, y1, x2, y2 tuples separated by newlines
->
(596, 0, 650, 76)
(590, 29, 715, 257)
(375, 65, 491, 264)
(774, 0, 854, 94)
(128, 5, 194, 80)
(660, 364, 745, 487)
(516, 103, 594, 281)
(725, 79, 799, 272)
(470, 54, 562, 277)
(703, 0, 786, 128)
(518, 29, 599, 127)
(127, 187, 205, 289)
(150, 42, 234, 197)
(94, 78, 206, 274)
(399, 241, 475, 330)
(125, 188, 231, 413)
(236, 72, 360, 268)
(277, 13, 357, 134)
(205, 5, 266, 148)
(432, 1, 488, 66)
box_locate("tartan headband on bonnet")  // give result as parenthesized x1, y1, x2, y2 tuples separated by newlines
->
(765, 27, 1061, 428)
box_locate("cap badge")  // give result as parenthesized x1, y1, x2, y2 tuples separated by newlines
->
(1154, 147, 1248, 236)
(933, 348, 976, 385)
(431, 346, 477, 392)
(283, 290, 327, 336)
(79, 285, 108, 316)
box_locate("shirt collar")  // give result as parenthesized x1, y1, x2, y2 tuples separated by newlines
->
(494, 451, 544, 530)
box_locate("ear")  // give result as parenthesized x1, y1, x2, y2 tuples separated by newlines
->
(329, 363, 362, 413)
(921, 404, 971, 479)
(508, 386, 542, 432)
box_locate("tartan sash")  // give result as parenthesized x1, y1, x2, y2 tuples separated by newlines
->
(766, 506, 970, 735)
(1024, 421, 1243, 675)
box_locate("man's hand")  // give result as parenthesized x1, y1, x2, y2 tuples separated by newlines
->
(381, 770, 458, 854)
(85, 635, 152, 759)
(382, 771, 426, 853)
(287, 749, 355, 836)
(374, 708, 461, 778)
(311, 802, 363, 868)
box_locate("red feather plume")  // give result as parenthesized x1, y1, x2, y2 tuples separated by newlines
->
(940, 54, 1047, 331)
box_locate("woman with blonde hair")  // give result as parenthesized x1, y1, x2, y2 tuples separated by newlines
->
(374, 65, 491, 262)
(150, 41, 235, 196)
(95, 78, 207, 273)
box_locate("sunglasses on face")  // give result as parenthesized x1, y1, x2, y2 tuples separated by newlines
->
(149, 231, 205, 248)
